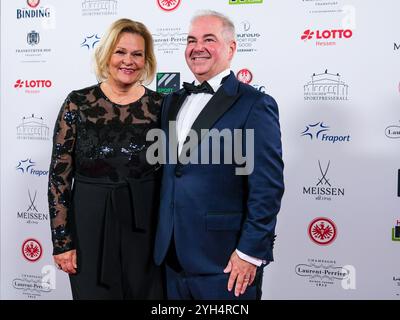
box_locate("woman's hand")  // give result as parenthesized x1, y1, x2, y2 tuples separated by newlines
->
(54, 250, 77, 274)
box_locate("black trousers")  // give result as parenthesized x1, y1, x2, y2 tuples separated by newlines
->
(69, 175, 164, 300)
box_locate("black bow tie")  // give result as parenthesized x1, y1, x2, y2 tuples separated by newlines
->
(182, 81, 215, 95)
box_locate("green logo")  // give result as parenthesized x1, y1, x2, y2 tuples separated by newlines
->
(229, 0, 263, 4)
(392, 226, 400, 241)
(156, 72, 180, 94)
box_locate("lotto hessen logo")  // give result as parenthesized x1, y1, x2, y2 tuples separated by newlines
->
(157, 0, 181, 11)
(301, 29, 353, 46)
(14, 79, 52, 88)
(22, 238, 43, 262)
(301, 29, 353, 41)
(236, 69, 253, 84)
(308, 217, 337, 246)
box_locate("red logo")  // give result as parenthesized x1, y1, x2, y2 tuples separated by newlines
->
(27, 0, 40, 8)
(22, 238, 43, 262)
(157, 0, 181, 11)
(308, 217, 337, 245)
(236, 69, 253, 84)
(301, 29, 353, 41)
(14, 79, 52, 88)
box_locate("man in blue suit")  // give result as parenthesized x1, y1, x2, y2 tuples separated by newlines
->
(154, 10, 284, 300)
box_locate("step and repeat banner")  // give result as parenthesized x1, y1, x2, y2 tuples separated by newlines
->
(1, 0, 399, 300)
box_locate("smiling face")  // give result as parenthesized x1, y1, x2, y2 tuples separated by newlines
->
(107, 32, 145, 88)
(185, 15, 236, 83)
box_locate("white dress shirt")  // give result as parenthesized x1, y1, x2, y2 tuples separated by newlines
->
(176, 69, 265, 267)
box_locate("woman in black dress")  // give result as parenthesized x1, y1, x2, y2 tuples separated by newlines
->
(48, 18, 164, 299)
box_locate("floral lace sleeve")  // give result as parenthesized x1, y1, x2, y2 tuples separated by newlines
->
(48, 94, 78, 255)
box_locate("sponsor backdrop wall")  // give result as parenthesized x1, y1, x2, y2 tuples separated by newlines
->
(1, 0, 399, 300)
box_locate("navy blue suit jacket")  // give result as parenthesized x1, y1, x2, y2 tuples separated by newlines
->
(154, 71, 284, 275)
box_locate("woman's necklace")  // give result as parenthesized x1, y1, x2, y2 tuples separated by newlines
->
(104, 81, 138, 105)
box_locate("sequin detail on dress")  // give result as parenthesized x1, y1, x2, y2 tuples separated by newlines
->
(48, 84, 162, 254)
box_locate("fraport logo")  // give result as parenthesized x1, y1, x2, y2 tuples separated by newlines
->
(301, 122, 351, 143)
(81, 34, 101, 50)
(16, 158, 48, 177)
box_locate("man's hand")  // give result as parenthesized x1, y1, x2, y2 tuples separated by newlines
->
(54, 249, 77, 274)
(223, 251, 257, 297)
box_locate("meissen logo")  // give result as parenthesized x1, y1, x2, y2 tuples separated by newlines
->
(16, 114, 49, 141)
(301, 122, 351, 143)
(82, 0, 118, 16)
(17, 190, 49, 224)
(304, 69, 349, 101)
(301, 29, 353, 46)
(17, 0, 51, 19)
(303, 160, 344, 201)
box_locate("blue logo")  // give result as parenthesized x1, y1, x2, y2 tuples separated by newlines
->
(81, 34, 100, 50)
(301, 122, 350, 143)
(16, 159, 48, 177)
(16, 159, 36, 173)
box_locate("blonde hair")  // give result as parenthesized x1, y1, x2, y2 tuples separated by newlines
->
(94, 18, 156, 84)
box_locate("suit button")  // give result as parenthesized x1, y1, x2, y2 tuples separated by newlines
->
(175, 170, 182, 177)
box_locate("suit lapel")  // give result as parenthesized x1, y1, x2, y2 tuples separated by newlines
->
(189, 88, 240, 144)
(179, 72, 242, 160)
(167, 91, 188, 124)
(190, 72, 241, 144)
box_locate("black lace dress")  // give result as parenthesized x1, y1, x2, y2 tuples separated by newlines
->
(48, 84, 164, 299)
